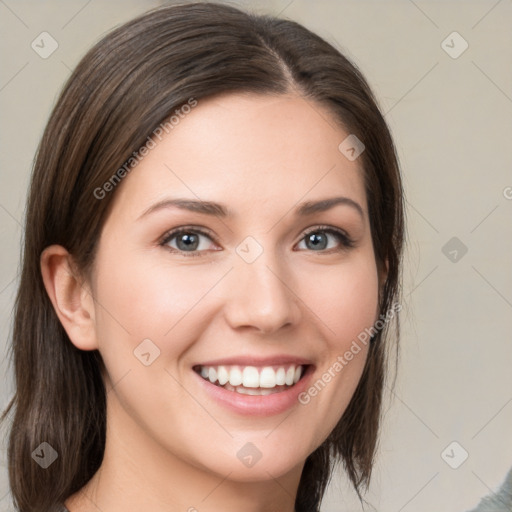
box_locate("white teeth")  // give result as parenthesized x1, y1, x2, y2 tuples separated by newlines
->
(259, 367, 276, 388)
(229, 367, 243, 387)
(217, 365, 229, 386)
(285, 367, 295, 386)
(223, 382, 285, 396)
(237, 387, 261, 395)
(242, 366, 260, 388)
(197, 364, 305, 390)
(275, 367, 286, 386)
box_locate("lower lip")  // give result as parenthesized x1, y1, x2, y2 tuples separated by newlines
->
(193, 366, 314, 416)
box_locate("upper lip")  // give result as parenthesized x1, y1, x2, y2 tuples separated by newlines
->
(193, 355, 314, 367)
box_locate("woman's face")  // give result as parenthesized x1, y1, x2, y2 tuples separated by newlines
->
(89, 92, 381, 484)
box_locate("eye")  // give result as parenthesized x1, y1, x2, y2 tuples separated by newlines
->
(160, 225, 354, 257)
(296, 226, 354, 252)
(160, 227, 217, 257)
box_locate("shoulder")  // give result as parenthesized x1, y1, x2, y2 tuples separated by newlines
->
(467, 467, 512, 511)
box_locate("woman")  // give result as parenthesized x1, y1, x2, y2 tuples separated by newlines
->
(1, 2, 404, 511)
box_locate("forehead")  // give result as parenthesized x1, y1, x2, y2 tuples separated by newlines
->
(109, 92, 367, 220)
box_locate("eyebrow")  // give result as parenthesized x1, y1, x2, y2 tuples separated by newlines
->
(138, 196, 365, 221)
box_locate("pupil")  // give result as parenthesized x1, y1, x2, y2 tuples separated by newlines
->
(307, 232, 327, 250)
(177, 233, 198, 251)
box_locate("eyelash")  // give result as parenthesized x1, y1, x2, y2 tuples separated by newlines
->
(159, 225, 355, 257)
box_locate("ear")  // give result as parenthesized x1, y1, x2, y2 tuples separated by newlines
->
(40, 245, 98, 351)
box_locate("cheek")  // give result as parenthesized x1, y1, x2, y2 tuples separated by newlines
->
(95, 246, 196, 331)
(295, 252, 379, 434)
(91, 245, 232, 365)
(303, 252, 380, 346)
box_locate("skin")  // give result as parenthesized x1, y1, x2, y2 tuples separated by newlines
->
(41, 92, 386, 512)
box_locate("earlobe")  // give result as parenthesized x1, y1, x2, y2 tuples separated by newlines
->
(40, 245, 98, 351)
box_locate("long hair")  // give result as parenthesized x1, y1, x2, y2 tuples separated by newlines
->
(1, 3, 404, 511)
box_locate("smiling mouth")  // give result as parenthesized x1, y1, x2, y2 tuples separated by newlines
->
(193, 364, 309, 396)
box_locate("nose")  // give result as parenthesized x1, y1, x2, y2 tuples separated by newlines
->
(222, 251, 302, 335)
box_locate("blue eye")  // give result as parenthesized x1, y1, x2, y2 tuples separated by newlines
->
(160, 225, 354, 257)
(161, 228, 216, 256)
(297, 227, 354, 252)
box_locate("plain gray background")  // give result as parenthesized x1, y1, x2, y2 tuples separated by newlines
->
(1, 1, 511, 511)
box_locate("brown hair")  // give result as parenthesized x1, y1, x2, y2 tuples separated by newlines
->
(1, 2, 404, 511)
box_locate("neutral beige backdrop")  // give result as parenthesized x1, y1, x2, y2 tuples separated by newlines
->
(1, 1, 511, 511)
